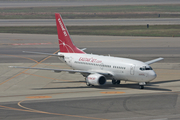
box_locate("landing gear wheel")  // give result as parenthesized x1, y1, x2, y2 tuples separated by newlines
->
(116, 80, 121, 85)
(112, 80, 117, 84)
(139, 85, 144, 89)
(86, 82, 91, 86)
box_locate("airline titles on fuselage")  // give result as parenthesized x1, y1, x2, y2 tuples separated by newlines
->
(74, 57, 126, 70)
(79, 57, 102, 63)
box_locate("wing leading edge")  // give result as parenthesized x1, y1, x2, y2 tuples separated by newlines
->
(9, 66, 113, 78)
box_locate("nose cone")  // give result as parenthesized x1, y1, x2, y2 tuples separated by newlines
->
(149, 71, 157, 81)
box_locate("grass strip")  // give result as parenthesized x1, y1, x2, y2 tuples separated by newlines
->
(0, 25, 179, 37)
(1, 4, 180, 19)
(1, 5, 180, 13)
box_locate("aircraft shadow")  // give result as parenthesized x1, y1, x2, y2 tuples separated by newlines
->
(32, 79, 180, 91)
(94, 84, 172, 91)
(33, 85, 171, 91)
(52, 81, 85, 83)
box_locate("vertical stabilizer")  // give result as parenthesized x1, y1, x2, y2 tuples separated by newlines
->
(55, 13, 85, 53)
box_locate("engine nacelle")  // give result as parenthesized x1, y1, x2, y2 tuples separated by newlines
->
(86, 73, 106, 86)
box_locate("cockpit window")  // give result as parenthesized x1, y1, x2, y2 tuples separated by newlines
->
(140, 66, 152, 71)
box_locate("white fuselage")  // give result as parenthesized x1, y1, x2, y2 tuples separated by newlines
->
(58, 52, 157, 83)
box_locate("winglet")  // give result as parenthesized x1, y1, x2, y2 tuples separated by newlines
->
(80, 48, 87, 51)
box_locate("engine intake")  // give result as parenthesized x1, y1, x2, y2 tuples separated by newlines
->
(86, 73, 106, 86)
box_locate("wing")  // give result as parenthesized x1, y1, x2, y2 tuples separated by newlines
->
(145, 57, 164, 65)
(9, 66, 113, 78)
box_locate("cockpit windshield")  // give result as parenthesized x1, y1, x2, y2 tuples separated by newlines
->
(140, 66, 153, 71)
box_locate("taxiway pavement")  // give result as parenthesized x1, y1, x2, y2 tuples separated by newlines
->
(0, 33, 180, 120)
(1, 0, 180, 8)
(1, 18, 180, 26)
(0, 33, 180, 63)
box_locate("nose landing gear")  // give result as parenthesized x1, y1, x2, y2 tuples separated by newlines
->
(139, 82, 146, 89)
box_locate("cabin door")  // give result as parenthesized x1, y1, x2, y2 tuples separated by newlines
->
(130, 65, 135, 75)
(68, 56, 73, 67)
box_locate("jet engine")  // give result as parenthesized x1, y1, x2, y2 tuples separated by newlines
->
(86, 73, 106, 86)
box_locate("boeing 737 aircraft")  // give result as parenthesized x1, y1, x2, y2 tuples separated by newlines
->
(10, 13, 164, 89)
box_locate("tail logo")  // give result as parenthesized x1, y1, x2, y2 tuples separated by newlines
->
(59, 39, 75, 53)
(58, 18, 67, 37)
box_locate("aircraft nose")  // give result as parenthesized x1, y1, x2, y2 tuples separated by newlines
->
(149, 71, 157, 80)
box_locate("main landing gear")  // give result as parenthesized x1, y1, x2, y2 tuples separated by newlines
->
(86, 82, 91, 86)
(85, 78, 94, 86)
(86, 82, 94, 86)
(112, 79, 121, 85)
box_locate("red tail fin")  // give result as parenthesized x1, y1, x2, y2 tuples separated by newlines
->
(55, 13, 85, 53)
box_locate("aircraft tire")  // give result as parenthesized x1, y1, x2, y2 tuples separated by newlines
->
(86, 82, 91, 86)
(139, 85, 144, 89)
(112, 79, 117, 84)
(116, 80, 121, 84)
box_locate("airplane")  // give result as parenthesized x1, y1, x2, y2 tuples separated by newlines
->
(10, 13, 164, 89)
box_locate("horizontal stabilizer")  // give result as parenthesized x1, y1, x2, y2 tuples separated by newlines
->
(80, 48, 87, 51)
(23, 51, 63, 57)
